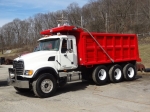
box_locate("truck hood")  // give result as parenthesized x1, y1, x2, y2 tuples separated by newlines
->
(15, 51, 57, 63)
(14, 51, 58, 78)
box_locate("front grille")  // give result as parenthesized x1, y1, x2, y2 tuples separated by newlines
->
(13, 61, 24, 75)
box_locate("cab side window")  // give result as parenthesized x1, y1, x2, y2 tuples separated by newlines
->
(70, 40, 73, 49)
(61, 39, 67, 53)
(69, 40, 73, 53)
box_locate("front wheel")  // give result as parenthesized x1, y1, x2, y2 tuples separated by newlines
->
(32, 73, 57, 98)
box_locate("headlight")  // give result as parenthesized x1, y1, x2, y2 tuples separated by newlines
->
(24, 70, 33, 76)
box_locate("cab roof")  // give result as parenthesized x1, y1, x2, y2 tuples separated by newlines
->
(40, 25, 84, 35)
(38, 35, 75, 41)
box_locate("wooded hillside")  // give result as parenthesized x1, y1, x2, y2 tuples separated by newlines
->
(0, 0, 150, 50)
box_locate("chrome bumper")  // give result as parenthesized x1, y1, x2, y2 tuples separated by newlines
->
(8, 68, 29, 88)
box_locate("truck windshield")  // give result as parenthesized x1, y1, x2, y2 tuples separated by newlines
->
(34, 38, 60, 51)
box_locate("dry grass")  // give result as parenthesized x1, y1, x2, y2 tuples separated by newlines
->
(138, 44, 150, 68)
(0, 46, 34, 60)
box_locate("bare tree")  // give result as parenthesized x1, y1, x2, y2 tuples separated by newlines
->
(1, 0, 150, 51)
(66, 3, 81, 26)
(1, 22, 16, 48)
(0, 34, 3, 54)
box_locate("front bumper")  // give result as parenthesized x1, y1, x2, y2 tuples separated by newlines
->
(8, 68, 29, 88)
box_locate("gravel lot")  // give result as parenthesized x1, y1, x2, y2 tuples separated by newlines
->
(0, 65, 150, 112)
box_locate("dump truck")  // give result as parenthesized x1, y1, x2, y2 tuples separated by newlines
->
(8, 25, 141, 98)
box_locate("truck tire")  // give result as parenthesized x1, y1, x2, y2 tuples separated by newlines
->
(123, 63, 136, 81)
(32, 73, 57, 98)
(92, 65, 108, 85)
(109, 64, 123, 83)
(14, 87, 31, 93)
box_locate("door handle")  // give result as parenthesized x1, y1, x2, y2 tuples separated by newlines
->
(64, 54, 67, 57)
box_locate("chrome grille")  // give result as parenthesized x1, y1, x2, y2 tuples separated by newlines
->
(13, 61, 24, 75)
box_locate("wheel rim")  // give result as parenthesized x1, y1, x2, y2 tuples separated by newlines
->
(128, 67, 134, 78)
(114, 68, 121, 80)
(98, 69, 106, 80)
(41, 79, 53, 93)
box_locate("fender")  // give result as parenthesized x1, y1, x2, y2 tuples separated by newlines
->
(33, 67, 59, 80)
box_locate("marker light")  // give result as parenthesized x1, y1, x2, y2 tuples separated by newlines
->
(57, 32, 61, 35)
(50, 29, 53, 32)
(24, 70, 33, 76)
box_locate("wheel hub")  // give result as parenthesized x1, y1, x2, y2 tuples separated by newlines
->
(41, 79, 53, 93)
(44, 84, 49, 88)
(114, 68, 121, 80)
(128, 67, 134, 78)
(98, 69, 106, 80)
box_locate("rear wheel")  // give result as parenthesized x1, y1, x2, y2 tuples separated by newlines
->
(123, 63, 136, 81)
(92, 65, 108, 85)
(32, 73, 57, 98)
(109, 64, 123, 83)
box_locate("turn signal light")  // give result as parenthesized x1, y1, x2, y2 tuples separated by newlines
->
(24, 70, 33, 76)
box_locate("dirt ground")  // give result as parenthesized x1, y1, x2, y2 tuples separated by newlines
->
(0, 65, 150, 112)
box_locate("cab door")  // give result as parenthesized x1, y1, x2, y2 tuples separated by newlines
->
(59, 38, 78, 70)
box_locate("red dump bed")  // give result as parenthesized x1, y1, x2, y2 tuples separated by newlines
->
(40, 26, 141, 66)
(77, 32, 141, 66)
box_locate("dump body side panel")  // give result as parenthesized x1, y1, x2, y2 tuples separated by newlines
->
(77, 32, 141, 66)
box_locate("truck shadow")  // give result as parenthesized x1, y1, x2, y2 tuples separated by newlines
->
(16, 90, 36, 98)
(135, 75, 142, 80)
(15, 75, 143, 98)
(55, 80, 121, 97)
(0, 80, 9, 87)
(55, 81, 92, 96)
(16, 81, 93, 98)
